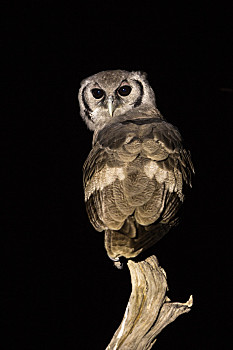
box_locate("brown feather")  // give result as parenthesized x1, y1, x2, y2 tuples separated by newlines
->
(83, 110, 194, 260)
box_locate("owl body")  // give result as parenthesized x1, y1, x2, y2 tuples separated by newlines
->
(79, 70, 193, 267)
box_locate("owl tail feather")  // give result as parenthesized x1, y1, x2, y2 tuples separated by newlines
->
(104, 222, 173, 267)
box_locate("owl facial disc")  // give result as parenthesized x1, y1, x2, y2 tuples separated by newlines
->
(78, 70, 157, 131)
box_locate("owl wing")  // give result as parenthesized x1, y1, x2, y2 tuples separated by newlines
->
(83, 117, 194, 235)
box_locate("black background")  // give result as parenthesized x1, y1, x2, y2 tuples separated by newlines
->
(2, 1, 233, 349)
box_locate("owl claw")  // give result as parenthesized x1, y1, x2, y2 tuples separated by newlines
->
(109, 256, 124, 269)
(114, 260, 124, 269)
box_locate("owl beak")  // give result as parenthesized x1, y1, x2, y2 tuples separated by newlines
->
(107, 95, 114, 117)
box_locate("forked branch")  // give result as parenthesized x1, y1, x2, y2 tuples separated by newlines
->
(106, 255, 193, 350)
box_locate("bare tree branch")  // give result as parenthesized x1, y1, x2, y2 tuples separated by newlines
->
(106, 255, 193, 350)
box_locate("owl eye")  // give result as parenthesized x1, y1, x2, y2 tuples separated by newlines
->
(118, 85, 132, 96)
(91, 88, 105, 99)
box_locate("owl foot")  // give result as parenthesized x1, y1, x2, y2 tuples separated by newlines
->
(109, 256, 124, 270)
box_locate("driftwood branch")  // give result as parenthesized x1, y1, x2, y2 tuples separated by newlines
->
(106, 255, 193, 350)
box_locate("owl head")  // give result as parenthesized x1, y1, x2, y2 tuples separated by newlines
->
(78, 70, 156, 131)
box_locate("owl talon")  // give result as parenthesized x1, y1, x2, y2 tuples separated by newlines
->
(113, 260, 124, 269)
(109, 256, 124, 269)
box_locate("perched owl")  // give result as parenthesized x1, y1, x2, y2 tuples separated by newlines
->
(78, 70, 194, 268)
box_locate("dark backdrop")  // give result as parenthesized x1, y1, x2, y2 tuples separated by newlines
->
(2, 1, 233, 349)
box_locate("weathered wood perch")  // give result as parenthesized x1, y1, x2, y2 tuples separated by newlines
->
(106, 255, 193, 350)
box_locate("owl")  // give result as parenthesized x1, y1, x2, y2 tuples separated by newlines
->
(78, 70, 194, 268)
